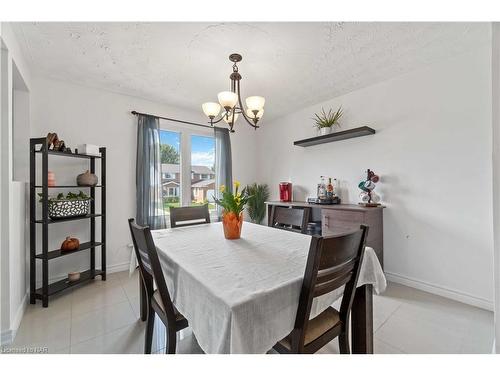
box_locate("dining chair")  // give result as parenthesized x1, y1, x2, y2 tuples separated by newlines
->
(169, 204, 211, 228)
(273, 225, 369, 354)
(268, 206, 311, 234)
(128, 218, 189, 354)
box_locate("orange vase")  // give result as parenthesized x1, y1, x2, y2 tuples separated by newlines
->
(222, 211, 243, 240)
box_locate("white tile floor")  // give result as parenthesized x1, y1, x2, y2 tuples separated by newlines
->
(4, 271, 494, 354)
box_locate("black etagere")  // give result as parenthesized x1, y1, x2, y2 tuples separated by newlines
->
(29, 137, 106, 307)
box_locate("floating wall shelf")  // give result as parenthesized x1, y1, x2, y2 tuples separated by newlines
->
(294, 126, 375, 147)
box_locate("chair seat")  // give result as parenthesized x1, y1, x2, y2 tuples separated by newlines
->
(151, 289, 187, 325)
(278, 307, 341, 350)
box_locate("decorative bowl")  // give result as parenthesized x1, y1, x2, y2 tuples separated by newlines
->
(48, 198, 90, 219)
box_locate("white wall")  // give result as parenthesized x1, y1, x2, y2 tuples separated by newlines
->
(491, 22, 500, 353)
(12, 83, 30, 182)
(30, 76, 258, 282)
(256, 44, 494, 309)
(0, 22, 32, 344)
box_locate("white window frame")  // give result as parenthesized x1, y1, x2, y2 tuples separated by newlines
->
(159, 120, 215, 207)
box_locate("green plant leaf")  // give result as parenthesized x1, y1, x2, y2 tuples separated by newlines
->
(246, 183, 270, 224)
(312, 106, 343, 129)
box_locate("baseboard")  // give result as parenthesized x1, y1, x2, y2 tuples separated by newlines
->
(9, 292, 28, 344)
(106, 261, 130, 274)
(1, 330, 14, 346)
(385, 271, 494, 311)
(1, 291, 28, 346)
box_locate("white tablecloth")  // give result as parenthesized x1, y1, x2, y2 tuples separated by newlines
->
(152, 222, 386, 354)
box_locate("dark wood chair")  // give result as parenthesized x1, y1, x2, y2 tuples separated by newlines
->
(169, 204, 211, 228)
(268, 206, 311, 234)
(128, 218, 188, 354)
(134, 206, 209, 326)
(273, 225, 369, 354)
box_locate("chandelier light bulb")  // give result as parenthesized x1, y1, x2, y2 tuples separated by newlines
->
(202, 102, 221, 118)
(223, 112, 239, 124)
(245, 96, 265, 111)
(218, 91, 238, 109)
(246, 108, 264, 120)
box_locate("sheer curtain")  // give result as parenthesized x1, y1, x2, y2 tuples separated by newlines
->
(214, 127, 233, 220)
(136, 114, 166, 229)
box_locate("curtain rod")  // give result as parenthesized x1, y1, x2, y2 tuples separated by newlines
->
(131, 110, 216, 130)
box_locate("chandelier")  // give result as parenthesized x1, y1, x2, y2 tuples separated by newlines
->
(202, 53, 265, 133)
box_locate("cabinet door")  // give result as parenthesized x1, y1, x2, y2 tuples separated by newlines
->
(322, 208, 384, 269)
(322, 209, 365, 236)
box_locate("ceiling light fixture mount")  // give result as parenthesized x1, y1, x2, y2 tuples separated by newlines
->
(202, 53, 265, 133)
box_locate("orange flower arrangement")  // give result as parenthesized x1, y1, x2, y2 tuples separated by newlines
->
(214, 181, 251, 239)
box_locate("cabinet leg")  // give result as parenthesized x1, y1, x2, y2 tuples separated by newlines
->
(42, 296, 49, 308)
(30, 294, 36, 304)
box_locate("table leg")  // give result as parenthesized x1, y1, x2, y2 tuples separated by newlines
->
(139, 275, 147, 322)
(351, 284, 374, 354)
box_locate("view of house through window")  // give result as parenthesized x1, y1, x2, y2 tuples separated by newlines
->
(159, 129, 216, 220)
(190, 135, 216, 214)
(160, 130, 181, 213)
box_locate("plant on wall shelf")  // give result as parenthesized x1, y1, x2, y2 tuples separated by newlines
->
(246, 183, 270, 224)
(312, 106, 343, 135)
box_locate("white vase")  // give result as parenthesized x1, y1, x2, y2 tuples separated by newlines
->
(319, 127, 332, 136)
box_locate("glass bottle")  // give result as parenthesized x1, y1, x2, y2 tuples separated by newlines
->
(326, 177, 334, 198)
(318, 176, 326, 198)
(333, 178, 339, 196)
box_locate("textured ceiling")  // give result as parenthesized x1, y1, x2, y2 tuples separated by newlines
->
(13, 22, 489, 120)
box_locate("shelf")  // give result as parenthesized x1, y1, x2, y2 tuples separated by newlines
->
(35, 242, 104, 260)
(34, 213, 103, 224)
(35, 149, 101, 159)
(34, 185, 103, 188)
(294, 126, 375, 147)
(35, 269, 104, 297)
(30, 138, 106, 307)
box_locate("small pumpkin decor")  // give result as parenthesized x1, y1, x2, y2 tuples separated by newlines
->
(214, 181, 251, 240)
(61, 237, 80, 251)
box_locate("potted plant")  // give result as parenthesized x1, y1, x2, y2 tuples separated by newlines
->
(246, 183, 270, 224)
(38, 191, 92, 219)
(312, 106, 343, 136)
(214, 181, 251, 239)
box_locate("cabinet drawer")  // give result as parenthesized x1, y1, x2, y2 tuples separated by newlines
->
(322, 209, 365, 236)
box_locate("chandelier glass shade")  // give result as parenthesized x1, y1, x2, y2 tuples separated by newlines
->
(202, 102, 221, 118)
(202, 53, 265, 132)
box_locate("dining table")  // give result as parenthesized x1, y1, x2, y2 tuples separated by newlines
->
(138, 221, 386, 354)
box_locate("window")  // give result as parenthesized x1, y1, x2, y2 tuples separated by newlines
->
(191, 135, 216, 216)
(159, 122, 217, 223)
(159, 130, 181, 216)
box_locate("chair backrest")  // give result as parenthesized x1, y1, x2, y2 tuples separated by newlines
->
(169, 204, 211, 228)
(128, 218, 178, 324)
(268, 206, 310, 234)
(292, 225, 369, 350)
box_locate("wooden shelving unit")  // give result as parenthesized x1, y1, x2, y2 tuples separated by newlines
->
(29, 137, 106, 307)
(294, 126, 375, 147)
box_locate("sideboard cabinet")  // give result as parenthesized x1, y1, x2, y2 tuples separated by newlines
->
(266, 201, 385, 269)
